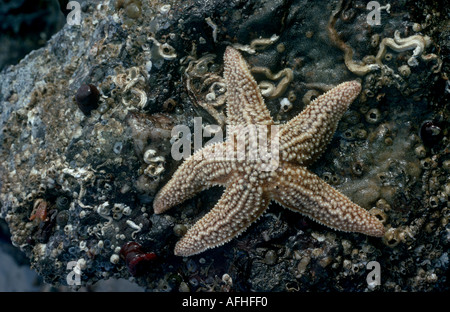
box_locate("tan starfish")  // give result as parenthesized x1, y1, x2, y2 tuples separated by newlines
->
(153, 46, 385, 257)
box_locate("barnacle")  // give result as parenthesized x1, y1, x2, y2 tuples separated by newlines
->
(365, 108, 382, 124)
(279, 98, 293, 113)
(414, 144, 427, 158)
(398, 64, 411, 77)
(148, 37, 177, 60)
(369, 207, 388, 224)
(264, 250, 277, 265)
(112, 203, 127, 220)
(383, 226, 415, 248)
(162, 98, 178, 112)
(123, 88, 147, 109)
(302, 89, 320, 106)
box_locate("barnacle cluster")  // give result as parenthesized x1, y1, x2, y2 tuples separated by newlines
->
(0, 0, 186, 287)
(328, 0, 442, 79)
(127, 112, 174, 195)
(184, 53, 226, 125)
(184, 34, 294, 126)
(113, 66, 148, 110)
(328, 1, 380, 76)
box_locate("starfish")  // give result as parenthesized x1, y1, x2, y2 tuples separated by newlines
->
(153, 46, 385, 257)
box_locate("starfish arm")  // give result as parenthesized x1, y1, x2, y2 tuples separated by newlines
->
(153, 142, 233, 214)
(174, 179, 269, 256)
(223, 46, 274, 126)
(271, 164, 384, 237)
(279, 80, 361, 165)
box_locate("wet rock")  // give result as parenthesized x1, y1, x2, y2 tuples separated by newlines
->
(0, 0, 448, 291)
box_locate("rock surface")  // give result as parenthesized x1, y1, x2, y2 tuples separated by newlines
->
(0, 0, 448, 291)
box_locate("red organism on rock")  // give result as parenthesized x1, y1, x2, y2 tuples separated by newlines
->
(120, 241, 157, 276)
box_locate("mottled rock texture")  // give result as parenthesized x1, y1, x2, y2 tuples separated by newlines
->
(0, 0, 448, 291)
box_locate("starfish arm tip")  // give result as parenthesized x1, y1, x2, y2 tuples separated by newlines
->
(152, 195, 169, 214)
(174, 243, 201, 257)
(343, 80, 362, 98)
(370, 222, 386, 237)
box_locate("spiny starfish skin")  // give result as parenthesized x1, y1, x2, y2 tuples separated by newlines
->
(153, 46, 385, 257)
